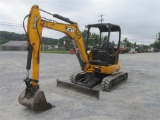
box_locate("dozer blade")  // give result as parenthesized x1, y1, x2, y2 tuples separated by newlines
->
(57, 79, 100, 99)
(18, 88, 53, 111)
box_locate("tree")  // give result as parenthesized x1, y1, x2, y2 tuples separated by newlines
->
(0, 31, 58, 45)
(158, 33, 160, 41)
(57, 30, 91, 50)
(90, 33, 100, 45)
(81, 30, 91, 44)
(134, 42, 137, 47)
(123, 38, 132, 47)
(81, 30, 106, 45)
(102, 35, 108, 44)
(58, 35, 74, 50)
(150, 40, 160, 49)
(57, 30, 106, 49)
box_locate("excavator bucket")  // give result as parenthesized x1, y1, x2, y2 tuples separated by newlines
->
(18, 88, 53, 111)
(57, 79, 100, 99)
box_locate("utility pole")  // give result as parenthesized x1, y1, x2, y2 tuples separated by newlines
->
(98, 14, 104, 45)
(98, 14, 104, 24)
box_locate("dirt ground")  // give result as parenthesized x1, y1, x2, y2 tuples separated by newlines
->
(0, 51, 160, 120)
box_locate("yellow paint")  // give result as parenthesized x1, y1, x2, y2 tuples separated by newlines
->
(26, 5, 121, 87)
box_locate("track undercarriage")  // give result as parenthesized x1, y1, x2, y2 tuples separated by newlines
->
(70, 71, 128, 91)
(57, 71, 128, 99)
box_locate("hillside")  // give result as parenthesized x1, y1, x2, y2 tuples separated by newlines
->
(0, 31, 58, 45)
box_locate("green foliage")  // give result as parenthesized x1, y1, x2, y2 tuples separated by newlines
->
(158, 33, 160, 40)
(41, 37, 58, 45)
(134, 42, 137, 47)
(81, 30, 91, 44)
(81, 30, 108, 46)
(0, 31, 27, 44)
(123, 38, 132, 47)
(150, 40, 160, 49)
(102, 35, 108, 44)
(58, 36, 68, 46)
(90, 33, 100, 45)
(58, 35, 73, 50)
(0, 37, 8, 44)
(0, 31, 27, 41)
(0, 31, 58, 45)
(57, 30, 93, 50)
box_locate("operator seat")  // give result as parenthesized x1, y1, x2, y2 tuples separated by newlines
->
(90, 42, 114, 66)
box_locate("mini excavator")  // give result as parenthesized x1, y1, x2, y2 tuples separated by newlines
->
(18, 5, 128, 111)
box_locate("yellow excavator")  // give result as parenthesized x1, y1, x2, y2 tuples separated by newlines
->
(18, 5, 128, 111)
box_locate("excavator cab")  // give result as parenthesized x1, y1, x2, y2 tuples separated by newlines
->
(86, 23, 121, 67)
(66, 23, 128, 96)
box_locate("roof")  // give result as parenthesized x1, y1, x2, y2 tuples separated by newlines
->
(86, 23, 121, 32)
(2, 41, 27, 46)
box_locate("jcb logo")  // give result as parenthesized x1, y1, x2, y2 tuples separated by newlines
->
(65, 27, 74, 32)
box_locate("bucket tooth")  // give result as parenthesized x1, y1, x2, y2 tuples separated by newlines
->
(18, 88, 53, 111)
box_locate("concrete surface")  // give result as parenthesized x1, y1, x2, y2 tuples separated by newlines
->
(0, 51, 160, 120)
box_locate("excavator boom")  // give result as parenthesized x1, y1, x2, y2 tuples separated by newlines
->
(18, 4, 94, 111)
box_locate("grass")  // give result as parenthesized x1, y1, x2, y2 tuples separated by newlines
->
(41, 50, 70, 54)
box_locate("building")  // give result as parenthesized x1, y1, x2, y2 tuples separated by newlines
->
(0, 41, 27, 51)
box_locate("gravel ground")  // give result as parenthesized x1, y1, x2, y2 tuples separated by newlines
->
(0, 51, 160, 120)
